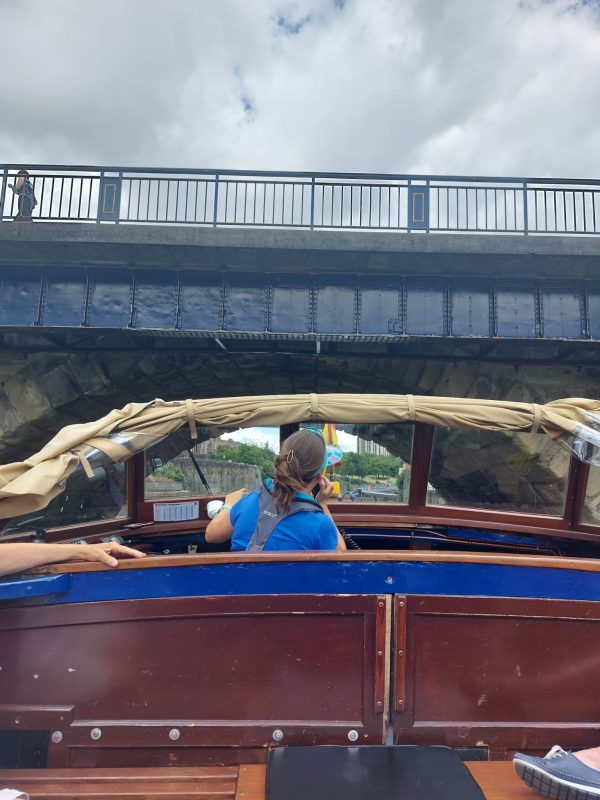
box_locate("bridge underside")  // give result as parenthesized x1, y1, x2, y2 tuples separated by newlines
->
(0, 223, 598, 461)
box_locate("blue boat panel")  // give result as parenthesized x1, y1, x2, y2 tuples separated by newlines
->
(450, 280, 491, 337)
(0, 267, 40, 326)
(224, 274, 268, 332)
(315, 275, 356, 334)
(0, 573, 70, 601)
(406, 281, 445, 335)
(270, 274, 312, 334)
(359, 277, 400, 335)
(41, 268, 86, 327)
(496, 283, 537, 338)
(180, 271, 223, 331)
(132, 270, 178, 329)
(87, 268, 132, 328)
(542, 282, 583, 339)
(13, 561, 600, 607)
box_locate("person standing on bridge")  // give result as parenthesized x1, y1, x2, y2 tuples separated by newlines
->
(205, 428, 347, 552)
(8, 169, 37, 221)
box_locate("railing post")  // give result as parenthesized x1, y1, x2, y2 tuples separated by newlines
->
(310, 176, 315, 230)
(0, 167, 8, 221)
(116, 171, 122, 223)
(96, 170, 104, 223)
(212, 174, 220, 227)
(523, 181, 529, 235)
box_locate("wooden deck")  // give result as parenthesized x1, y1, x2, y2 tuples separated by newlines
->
(0, 762, 533, 799)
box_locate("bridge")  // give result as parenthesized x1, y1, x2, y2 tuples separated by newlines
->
(0, 164, 599, 460)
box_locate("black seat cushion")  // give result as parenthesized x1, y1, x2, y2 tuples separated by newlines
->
(267, 745, 486, 800)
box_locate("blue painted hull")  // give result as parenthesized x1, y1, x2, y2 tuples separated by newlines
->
(2, 559, 599, 605)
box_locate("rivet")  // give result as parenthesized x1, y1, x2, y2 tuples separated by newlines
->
(378, 602, 384, 607)
(51, 731, 63, 744)
(169, 728, 181, 741)
(90, 727, 102, 741)
(272, 729, 284, 742)
(376, 700, 383, 707)
(33, 673, 39, 679)
(398, 601, 405, 607)
(14, 718, 21, 725)
(385, 576, 393, 584)
(377, 650, 383, 656)
(347, 729, 359, 742)
(398, 650, 405, 656)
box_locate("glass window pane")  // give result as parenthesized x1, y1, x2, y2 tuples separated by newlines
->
(0, 462, 129, 537)
(582, 466, 600, 525)
(298, 422, 413, 502)
(427, 429, 569, 515)
(144, 426, 279, 499)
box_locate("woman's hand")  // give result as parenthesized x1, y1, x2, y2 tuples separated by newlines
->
(315, 476, 334, 505)
(75, 542, 146, 568)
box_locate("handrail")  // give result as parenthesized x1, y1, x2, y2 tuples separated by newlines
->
(2, 164, 600, 235)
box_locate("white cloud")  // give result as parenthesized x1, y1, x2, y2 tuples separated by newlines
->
(2, 0, 600, 177)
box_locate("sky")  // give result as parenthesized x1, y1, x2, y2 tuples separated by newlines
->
(223, 427, 358, 452)
(2, 0, 600, 178)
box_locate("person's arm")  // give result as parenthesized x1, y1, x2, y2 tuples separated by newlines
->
(204, 488, 248, 544)
(0, 542, 146, 578)
(316, 477, 347, 551)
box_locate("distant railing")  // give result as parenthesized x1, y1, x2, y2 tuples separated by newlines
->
(2, 164, 600, 235)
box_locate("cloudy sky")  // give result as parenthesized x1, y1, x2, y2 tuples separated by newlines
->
(2, 0, 600, 178)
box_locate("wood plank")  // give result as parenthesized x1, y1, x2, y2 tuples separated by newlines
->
(0, 766, 239, 799)
(0, 762, 535, 800)
(235, 765, 266, 800)
(467, 762, 534, 800)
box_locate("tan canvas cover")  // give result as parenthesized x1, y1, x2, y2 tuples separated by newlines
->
(0, 393, 599, 518)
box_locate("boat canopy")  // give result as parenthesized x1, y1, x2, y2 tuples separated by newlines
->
(0, 393, 599, 518)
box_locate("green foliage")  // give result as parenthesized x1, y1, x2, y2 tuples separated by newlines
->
(337, 452, 402, 479)
(214, 441, 277, 480)
(154, 462, 185, 483)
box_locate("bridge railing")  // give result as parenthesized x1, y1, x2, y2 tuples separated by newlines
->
(1, 164, 600, 234)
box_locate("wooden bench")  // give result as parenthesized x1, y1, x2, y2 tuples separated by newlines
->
(0, 762, 534, 799)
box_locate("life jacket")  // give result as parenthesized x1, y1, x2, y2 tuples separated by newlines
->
(245, 484, 323, 553)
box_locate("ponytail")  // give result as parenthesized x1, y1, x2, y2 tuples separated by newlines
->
(271, 429, 326, 513)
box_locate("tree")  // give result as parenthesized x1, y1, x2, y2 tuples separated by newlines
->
(154, 462, 185, 483)
(213, 441, 276, 480)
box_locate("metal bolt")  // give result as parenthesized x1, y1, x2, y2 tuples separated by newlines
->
(385, 576, 393, 584)
(51, 731, 63, 744)
(169, 728, 181, 741)
(398, 650, 405, 656)
(90, 727, 102, 741)
(377, 650, 383, 657)
(348, 729, 359, 742)
(398, 601, 405, 607)
(272, 729, 284, 742)
(378, 601, 384, 607)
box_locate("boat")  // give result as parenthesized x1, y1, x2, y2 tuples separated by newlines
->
(1, 392, 599, 799)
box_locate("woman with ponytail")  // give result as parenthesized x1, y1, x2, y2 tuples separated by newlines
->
(205, 429, 346, 552)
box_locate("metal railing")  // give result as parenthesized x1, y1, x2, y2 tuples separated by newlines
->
(2, 164, 600, 235)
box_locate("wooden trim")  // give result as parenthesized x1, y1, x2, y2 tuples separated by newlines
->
(394, 596, 407, 712)
(408, 424, 434, 507)
(36, 548, 600, 575)
(373, 596, 387, 714)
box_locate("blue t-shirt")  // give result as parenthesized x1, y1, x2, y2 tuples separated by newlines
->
(230, 486, 339, 552)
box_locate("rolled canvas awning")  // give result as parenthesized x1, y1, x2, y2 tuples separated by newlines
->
(0, 393, 599, 518)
